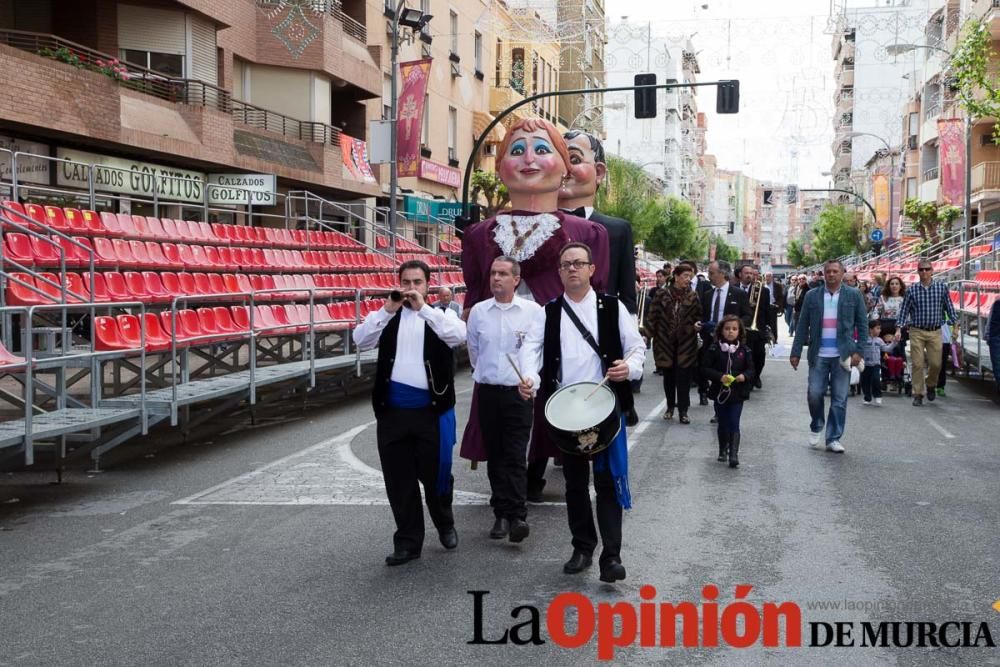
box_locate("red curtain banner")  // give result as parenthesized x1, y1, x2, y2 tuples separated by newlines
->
(873, 172, 889, 227)
(937, 118, 965, 205)
(341, 135, 377, 184)
(396, 58, 433, 178)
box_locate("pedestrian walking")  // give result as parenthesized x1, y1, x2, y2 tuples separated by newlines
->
(524, 241, 645, 583)
(790, 259, 869, 453)
(860, 320, 897, 406)
(698, 260, 752, 407)
(988, 298, 1000, 394)
(701, 315, 754, 468)
(466, 256, 543, 543)
(785, 276, 798, 337)
(644, 263, 703, 423)
(352, 260, 468, 566)
(895, 259, 957, 406)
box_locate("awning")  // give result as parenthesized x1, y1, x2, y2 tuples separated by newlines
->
(473, 111, 505, 143)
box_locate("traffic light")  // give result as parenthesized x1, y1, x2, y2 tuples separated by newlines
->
(873, 241, 883, 256)
(634, 73, 657, 119)
(716, 80, 740, 114)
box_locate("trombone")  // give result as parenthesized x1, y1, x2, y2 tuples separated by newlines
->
(637, 284, 649, 329)
(747, 278, 763, 332)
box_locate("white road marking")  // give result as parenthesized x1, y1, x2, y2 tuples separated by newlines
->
(629, 400, 666, 448)
(925, 417, 956, 440)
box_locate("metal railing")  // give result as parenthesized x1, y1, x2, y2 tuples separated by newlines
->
(923, 166, 940, 181)
(0, 29, 231, 113)
(971, 161, 1000, 192)
(328, 0, 367, 42)
(231, 100, 342, 146)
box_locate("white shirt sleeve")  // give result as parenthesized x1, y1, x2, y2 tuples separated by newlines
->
(416, 303, 467, 348)
(466, 304, 482, 368)
(351, 306, 395, 351)
(517, 303, 545, 390)
(617, 300, 646, 381)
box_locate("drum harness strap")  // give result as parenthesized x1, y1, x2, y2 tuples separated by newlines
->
(560, 298, 605, 373)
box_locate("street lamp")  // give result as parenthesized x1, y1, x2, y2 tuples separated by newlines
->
(842, 130, 895, 238)
(388, 1, 432, 256)
(887, 42, 973, 278)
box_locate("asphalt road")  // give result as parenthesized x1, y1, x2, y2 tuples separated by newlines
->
(1, 351, 999, 666)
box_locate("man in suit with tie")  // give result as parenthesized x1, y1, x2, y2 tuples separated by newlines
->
(697, 260, 752, 404)
(558, 130, 637, 314)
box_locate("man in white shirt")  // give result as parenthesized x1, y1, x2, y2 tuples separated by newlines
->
(352, 260, 467, 566)
(522, 242, 645, 583)
(466, 256, 543, 543)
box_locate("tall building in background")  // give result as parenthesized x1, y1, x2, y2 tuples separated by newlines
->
(603, 24, 704, 201)
(830, 0, 932, 209)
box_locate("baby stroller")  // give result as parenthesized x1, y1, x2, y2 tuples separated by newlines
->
(882, 354, 912, 396)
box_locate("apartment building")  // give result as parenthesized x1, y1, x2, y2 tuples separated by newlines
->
(830, 0, 931, 208)
(370, 0, 498, 225)
(0, 0, 383, 224)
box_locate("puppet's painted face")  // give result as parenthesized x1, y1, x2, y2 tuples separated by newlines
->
(498, 128, 567, 196)
(559, 134, 603, 201)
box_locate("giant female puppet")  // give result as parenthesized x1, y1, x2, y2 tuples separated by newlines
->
(460, 118, 610, 465)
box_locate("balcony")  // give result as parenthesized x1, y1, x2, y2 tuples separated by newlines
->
(0, 30, 343, 147)
(971, 161, 1000, 203)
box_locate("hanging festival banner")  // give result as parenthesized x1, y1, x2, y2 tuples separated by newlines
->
(396, 58, 433, 178)
(937, 118, 965, 205)
(341, 135, 377, 184)
(872, 171, 890, 227)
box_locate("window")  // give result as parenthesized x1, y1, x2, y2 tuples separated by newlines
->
(420, 0, 431, 40)
(448, 106, 458, 163)
(511, 48, 525, 94)
(908, 111, 919, 134)
(450, 11, 458, 55)
(531, 52, 539, 99)
(906, 177, 918, 199)
(474, 31, 482, 72)
(121, 49, 184, 77)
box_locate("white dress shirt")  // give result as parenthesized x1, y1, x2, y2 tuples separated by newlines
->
(709, 282, 730, 321)
(352, 303, 467, 390)
(553, 288, 645, 386)
(467, 296, 543, 387)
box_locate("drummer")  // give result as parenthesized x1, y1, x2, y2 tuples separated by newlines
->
(520, 242, 645, 582)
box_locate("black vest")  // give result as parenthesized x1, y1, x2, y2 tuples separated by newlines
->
(372, 310, 456, 416)
(541, 294, 634, 415)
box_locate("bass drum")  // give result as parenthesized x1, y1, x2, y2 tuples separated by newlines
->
(544, 381, 621, 457)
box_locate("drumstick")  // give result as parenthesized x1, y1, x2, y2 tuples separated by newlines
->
(505, 353, 527, 384)
(584, 348, 637, 401)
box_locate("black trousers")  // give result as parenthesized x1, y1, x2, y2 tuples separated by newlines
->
(478, 384, 532, 521)
(747, 330, 766, 379)
(662, 365, 694, 411)
(562, 453, 622, 566)
(376, 406, 454, 552)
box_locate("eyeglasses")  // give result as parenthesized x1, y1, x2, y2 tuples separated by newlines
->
(917, 267, 933, 272)
(559, 260, 592, 271)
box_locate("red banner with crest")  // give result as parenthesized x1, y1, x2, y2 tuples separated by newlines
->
(396, 58, 433, 178)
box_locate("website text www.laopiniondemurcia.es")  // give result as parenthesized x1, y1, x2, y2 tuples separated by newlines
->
(467, 586, 997, 660)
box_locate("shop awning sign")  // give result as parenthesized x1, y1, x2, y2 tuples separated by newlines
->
(57, 148, 205, 203)
(207, 174, 276, 206)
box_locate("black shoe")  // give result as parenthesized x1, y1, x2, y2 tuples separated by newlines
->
(926, 390, 935, 402)
(599, 559, 627, 583)
(563, 551, 592, 574)
(754, 377, 762, 389)
(710, 416, 717, 424)
(489, 518, 509, 539)
(508, 519, 530, 543)
(385, 549, 421, 566)
(678, 412, 690, 424)
(729, 433, 741, 468)
(912, 395, 923, 406)
(439, 527, 458, 550)
(717, 430, 729, 462)
(699, 395, 709, 406)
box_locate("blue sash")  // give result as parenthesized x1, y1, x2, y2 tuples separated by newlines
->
(387, 381, 455, 496)
(593, 414, 631, 509)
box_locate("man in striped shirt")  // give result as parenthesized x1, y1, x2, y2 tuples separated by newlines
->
(895, 260, 957, 406)
(791, 260, 869, 453)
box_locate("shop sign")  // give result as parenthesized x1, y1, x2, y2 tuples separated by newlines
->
(418, 159, 462, 188)
(57, 148, 205, 203)
(0, 135, 51, 185)
(207, 173, 276, 206)
(404, 195, 462, 222)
